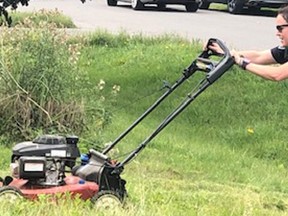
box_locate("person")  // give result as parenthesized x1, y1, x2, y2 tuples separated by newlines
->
(208, 5, 288, 81)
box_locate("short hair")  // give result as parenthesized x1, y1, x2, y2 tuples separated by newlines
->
(278, 5, 288, 22)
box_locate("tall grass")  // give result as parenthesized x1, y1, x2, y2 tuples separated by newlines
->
(0, 21, 110, 143)
(0, 9, 76, 28)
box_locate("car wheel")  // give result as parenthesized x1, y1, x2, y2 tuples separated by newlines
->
(227, 0, 244, 14)
(185, 2, 199, 12)
(131, 0, 144, 10)
(91, 190, 123, 210)
(157, 3, 166, 10)
(248, 6, 260, 13)
(0, 186, 23, 202)
(107, 0, 117, 6)
(199, 0, 210, 9)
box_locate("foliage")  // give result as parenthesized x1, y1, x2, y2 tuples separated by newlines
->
(0, 21, 112, 142)
(0, 0, 33, 26)
(0, 0, 82, 27)
(0, 9, 76, 28)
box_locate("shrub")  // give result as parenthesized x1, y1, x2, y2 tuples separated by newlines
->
(0, 21, 94, 141)
(0, 9, 76, 28)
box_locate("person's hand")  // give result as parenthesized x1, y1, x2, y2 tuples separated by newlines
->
(230, 50, 241, 65)
(231, 50, 251, 70)
(209, 42, 224, 55)
(203, 42, 225, 55)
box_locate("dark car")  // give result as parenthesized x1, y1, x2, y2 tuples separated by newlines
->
(107, 0, 200, 12)
(200, 0, 288, 14)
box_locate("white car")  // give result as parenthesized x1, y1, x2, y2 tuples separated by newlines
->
(200, 0, 288, 14)
(107, 0, 200, 12)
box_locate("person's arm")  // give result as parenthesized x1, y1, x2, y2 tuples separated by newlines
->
(233, 50, 288, 81)
(208, 42, 277, 64)
(208, 42, 288, 81)
(245, 63, 288, 81)
(237, 50, 277, 65)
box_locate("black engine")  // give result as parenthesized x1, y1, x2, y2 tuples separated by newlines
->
(11, 135, 80, 186)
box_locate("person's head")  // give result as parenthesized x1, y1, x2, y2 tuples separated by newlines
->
(276, 5, 288, 46)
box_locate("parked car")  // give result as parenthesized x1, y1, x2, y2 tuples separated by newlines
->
(107, 0, 200, 12)
(199, 0, 288, 14)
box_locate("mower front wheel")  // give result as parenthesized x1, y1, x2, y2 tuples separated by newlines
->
(0, 186, 23, 202)
(91, 190, 123, 209)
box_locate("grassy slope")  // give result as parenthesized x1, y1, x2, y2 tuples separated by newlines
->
(2, 32, 288, 215)
(77, 32, 288, 215)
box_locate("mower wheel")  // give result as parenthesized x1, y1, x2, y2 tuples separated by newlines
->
(0, 186, 23, 202)
(91, 190, 123, 209)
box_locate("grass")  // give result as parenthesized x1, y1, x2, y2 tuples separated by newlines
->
(0, 9, 76, 28)
(208, 2, 277, 15)
(76, 32, 288, 215)
(1, 15, 288, 215)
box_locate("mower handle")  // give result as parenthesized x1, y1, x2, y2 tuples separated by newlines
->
(200, 38, 234, 84)
(114, 38, 235, 169)
(204, 38, 230, 57)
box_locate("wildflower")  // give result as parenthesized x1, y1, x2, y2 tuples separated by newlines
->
(112, 85, 120, 95)
(247, 128, 254, 134)
(112, 85, 120, 92)
(98, 79, 105, 90)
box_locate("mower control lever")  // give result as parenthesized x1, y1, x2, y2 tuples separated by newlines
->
(196, 57, 216, 72)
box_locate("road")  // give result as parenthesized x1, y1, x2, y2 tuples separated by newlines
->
(18, 0, 279, 50)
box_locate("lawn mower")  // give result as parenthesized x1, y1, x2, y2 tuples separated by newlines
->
(0, 38, 234, 208)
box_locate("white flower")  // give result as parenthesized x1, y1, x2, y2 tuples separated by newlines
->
(98, 79, 106, 90)
(112, 85, 120, 93)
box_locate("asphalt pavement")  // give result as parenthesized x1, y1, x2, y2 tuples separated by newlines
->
(17, 0, 279, 50)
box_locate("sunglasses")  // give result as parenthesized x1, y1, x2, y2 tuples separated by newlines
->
(276, 24, 288, 32)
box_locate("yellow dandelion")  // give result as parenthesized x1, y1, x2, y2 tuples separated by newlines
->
(247, 128, 254, 134)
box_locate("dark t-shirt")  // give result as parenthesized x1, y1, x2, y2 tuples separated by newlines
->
(271, 46, 288, 64)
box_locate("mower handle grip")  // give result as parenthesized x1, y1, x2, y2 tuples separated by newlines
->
(194, 38, 232, 73)
(205, 38, 230, 58)
(184, 38, 233, 76)
(204, 38, 234, 84)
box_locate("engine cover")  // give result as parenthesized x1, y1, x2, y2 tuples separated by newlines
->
(11, 135, 80, 169)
